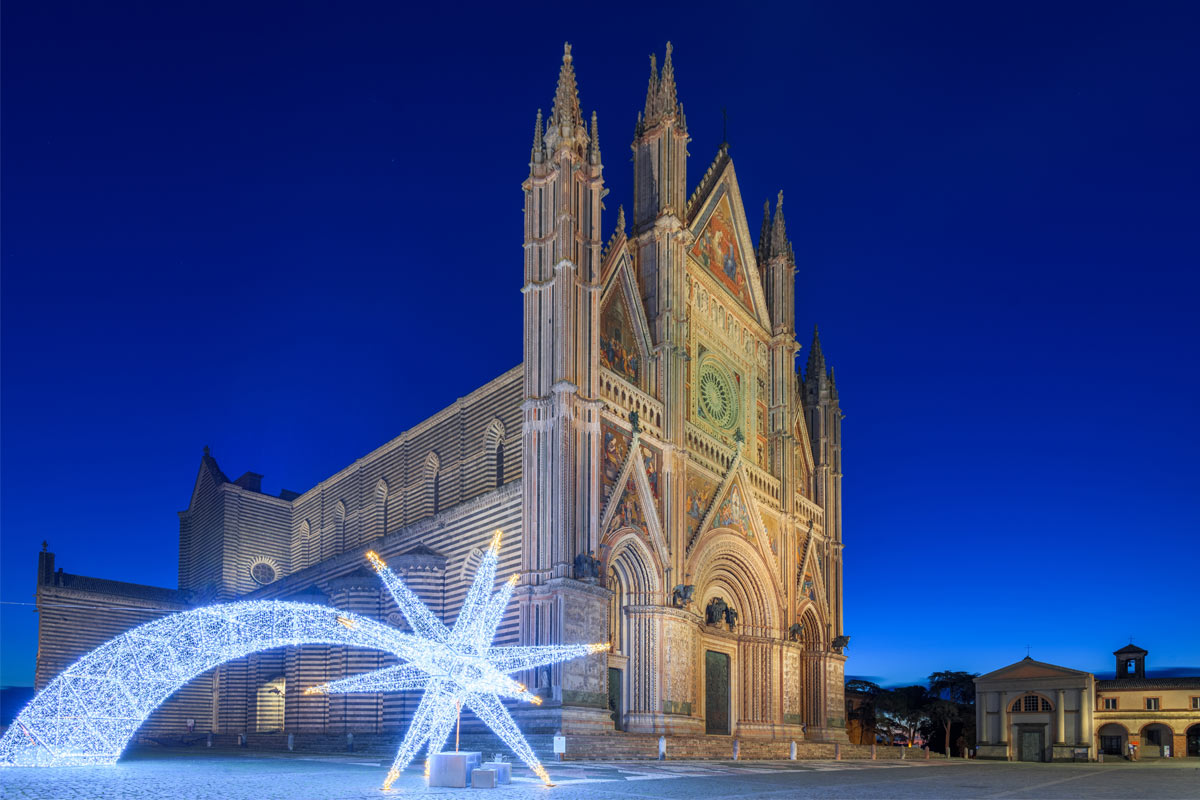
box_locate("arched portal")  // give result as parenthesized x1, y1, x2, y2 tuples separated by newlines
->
(1097, 722, 1128, 758)
(1187, 724, 1200, 757)
(602, 531, 661, 732)
(0, 602, 409, 767)
(1140, 722, 1174, 758)
(687, 530, 785, 735)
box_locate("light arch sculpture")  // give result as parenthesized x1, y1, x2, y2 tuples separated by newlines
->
(0, 601, 403, 767)
(1, 533, 607, 789)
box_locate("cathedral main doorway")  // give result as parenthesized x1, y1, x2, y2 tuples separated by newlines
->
(705, 650, 730, 735)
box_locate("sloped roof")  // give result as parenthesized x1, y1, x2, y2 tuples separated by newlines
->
(1113, 644, 1149, 655)
(976, 656, 1090, 682)
(1097, 677, 1200, 690)
(44, 571, 190, 605)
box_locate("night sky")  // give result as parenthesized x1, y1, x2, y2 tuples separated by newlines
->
(3, 1, 1197, 689)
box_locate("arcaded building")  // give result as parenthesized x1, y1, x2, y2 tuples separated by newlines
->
(974, 645, 1200, 761)
(32, 43, 848, 745)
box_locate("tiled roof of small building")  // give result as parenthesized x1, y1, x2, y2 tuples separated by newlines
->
(1096, 677, 1200, 690)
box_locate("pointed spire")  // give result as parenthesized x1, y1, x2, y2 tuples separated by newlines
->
(643, 52, 659, 121)
(806, 325, 827, 382)
(639, 43, 686, 135)
(531, 108, 545, 162)
(660, 42, 678, 110)
(550, 42, 584, 130)
(770, 190, 791, 259)
(589, 110, 601, 164)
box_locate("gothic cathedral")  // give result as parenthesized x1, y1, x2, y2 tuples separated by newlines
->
(32, 43, 847, 745)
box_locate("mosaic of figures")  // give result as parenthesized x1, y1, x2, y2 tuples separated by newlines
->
(801, 572, 817, 604)
(689, 194, 754, 313)
(610, 477, 647, 536)
(601, 421, 631, 503)
(714, 481, 755, 540)
(599, 291, 641, 385)
(684, 470, 719, 540)
(640, 445, 660, 502)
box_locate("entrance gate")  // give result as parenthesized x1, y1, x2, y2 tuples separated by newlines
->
(607, 668, 623, 732)
(705, 650, 730, 735)
(1018, 729, 1044, 762)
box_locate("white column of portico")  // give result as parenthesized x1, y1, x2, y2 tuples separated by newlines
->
(1055, 689, 1066, 744)
(996, 692, 1007, 743)
(1078, 687, 1090, 747)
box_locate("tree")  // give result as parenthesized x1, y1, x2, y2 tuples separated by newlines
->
(877, 685, 929, 747)
(845, 679, 881, 744)
(928, 670, 979, 756)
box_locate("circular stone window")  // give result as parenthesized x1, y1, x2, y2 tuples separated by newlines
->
(697, 357, 739, 430)
(250, 560, 277, 585)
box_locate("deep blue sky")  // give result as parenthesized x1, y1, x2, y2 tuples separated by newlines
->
(3, 1, 1197, 688)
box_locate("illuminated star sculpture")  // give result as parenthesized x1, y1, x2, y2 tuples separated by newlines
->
(307, 531, 607, 789)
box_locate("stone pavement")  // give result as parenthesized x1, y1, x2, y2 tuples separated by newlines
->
(1, 751, 1198, 799)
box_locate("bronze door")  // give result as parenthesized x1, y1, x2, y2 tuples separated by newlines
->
(705, 650, 730, 735)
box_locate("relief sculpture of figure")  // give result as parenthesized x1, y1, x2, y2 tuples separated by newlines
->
(671, 584, 695, 608)
(788, 622, 805, 642)
(724, 606, 738, 631)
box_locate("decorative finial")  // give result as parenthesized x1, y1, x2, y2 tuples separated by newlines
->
(532, 108, 544, 161)
(550, 42, 583, 129)
(589, 110, 601, 163)
(42, 540, 48, 552)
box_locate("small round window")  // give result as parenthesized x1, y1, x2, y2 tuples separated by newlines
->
(250, 561, 277, 585)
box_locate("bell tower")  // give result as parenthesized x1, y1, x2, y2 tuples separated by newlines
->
(519, 43, 611, 734)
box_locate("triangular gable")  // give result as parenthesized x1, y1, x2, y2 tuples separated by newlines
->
(686, 159, 771, 329)
(710, 480, 755, 540)
(600, 420, 632, 506)
(599, 261, 651, 388)
(684, 468, 721, 542)
(599, 432, 668, 563)
(977, 658, 1091, 682)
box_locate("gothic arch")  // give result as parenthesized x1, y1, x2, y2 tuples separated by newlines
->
(0, 603, 405, 767)
(373, 479, 389, 543)
(424, 452, 441, 516)
(687, 530, 783, 638)
(331, 500, 347, 558)
(484, 419, 506, 489)
(298, 519, 316, 570)
(602, 531, 662, 726)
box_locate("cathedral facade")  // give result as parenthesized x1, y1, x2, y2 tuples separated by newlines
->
(33, 44, 847, 745)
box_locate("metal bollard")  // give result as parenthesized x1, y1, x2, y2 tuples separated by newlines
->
(287, 733, 294, 752)
(834, 742, 841, 761)
(347, 733, 354, 753)
(658, 736, 666, 761)
(206, 733, 212, 749)
(790, 741, 797, 760)
(871, 744, 877, 760)
(733, 739, 740, 761)
(238, 733, 246, 748)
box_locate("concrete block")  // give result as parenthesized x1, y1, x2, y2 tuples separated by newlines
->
(481, 762, 511, 784)
(429, 751, 482, 788)
(471, 768, 497, 789)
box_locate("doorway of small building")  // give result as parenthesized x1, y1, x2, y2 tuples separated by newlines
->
(608, 667, 624, 732)
(255, 675, 285, 733)
(1098, 723, 1127, 758)
(705, 650, 730, 735)
(1140, 723, 1174, 758)
(1017, 726, 1045, 762)
(1187, 724, 1200, 757)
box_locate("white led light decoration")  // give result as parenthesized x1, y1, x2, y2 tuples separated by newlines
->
(0, 530, 607, 790)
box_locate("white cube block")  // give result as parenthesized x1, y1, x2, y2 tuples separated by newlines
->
(428, 751, 483, 788)
(471, 768, 497, 789)
(481, 762, 512, 784)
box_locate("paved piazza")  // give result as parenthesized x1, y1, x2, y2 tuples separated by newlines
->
(1, 752, 1197, 799)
